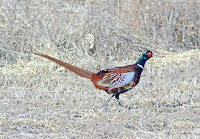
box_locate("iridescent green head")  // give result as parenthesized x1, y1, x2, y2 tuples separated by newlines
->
(142, 50, 153, 59)
(136, 50, 153, 67)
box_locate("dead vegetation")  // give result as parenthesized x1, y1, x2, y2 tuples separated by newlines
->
(0, 0, 200, 138)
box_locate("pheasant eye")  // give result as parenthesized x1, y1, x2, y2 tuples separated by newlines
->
(147, 52, 152, 57)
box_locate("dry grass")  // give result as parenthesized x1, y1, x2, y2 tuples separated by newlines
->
(0, 0, 200, 138)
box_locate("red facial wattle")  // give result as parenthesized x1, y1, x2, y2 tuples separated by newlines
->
(147, 52, 152, 57)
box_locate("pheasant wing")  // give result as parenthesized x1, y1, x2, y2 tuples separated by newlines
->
(98, 68, 135, 88)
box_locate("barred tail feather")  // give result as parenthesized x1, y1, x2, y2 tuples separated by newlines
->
(33, 52, 94, 80)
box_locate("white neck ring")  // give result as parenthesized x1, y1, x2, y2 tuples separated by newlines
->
(137, 64, 144, 69)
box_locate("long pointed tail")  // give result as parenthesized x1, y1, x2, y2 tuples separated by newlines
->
(32, 52, 94, 80)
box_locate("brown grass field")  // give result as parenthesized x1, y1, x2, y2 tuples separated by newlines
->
(0, 0, 200, 138)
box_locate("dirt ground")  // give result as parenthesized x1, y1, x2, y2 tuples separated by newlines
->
(1, 50, 200, 138)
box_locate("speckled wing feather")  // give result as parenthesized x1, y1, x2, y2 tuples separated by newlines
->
(97, 68, 135, 88)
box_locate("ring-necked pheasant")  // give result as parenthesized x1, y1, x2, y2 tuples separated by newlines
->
(33, 50, 152, 109)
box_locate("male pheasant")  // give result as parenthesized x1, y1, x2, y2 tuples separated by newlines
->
(33, 50, 152, 109)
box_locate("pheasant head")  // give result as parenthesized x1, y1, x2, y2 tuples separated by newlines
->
(136, 50, 153, 68)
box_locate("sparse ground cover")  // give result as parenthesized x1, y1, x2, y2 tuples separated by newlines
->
(0, 0, 200, 138)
